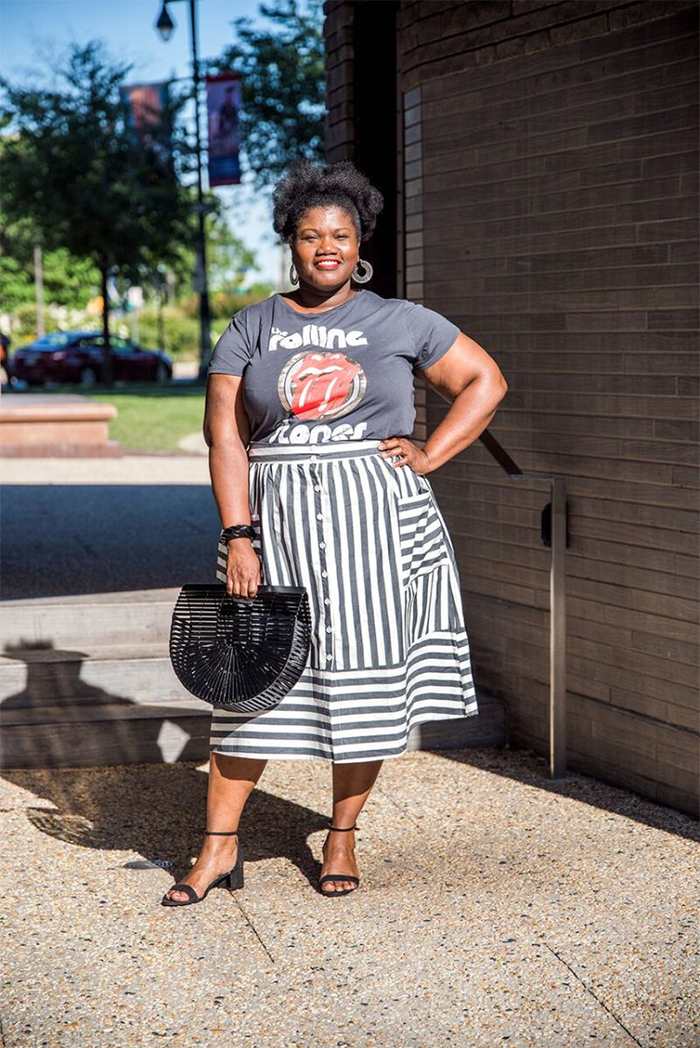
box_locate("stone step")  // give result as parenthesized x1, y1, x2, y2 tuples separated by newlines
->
(0, 589, 179, 649)
(0, 596, 506, 769)
(1, 704, 212, 768)
(1, 697, 504, 769)
(0, 641, 194, 705)
(1, 652, 504, 771)
(0, 632, 211, 767)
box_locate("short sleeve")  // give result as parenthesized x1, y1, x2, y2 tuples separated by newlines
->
(404, 301, 460, 371)
(207, 309, 252, 377)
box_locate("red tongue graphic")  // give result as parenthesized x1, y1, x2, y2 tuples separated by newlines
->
(290, 353, 362, 420)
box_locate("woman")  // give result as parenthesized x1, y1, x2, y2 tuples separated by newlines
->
(162, 159, 507, 906)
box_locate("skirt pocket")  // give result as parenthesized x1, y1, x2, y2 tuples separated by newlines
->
(396, 488, 452, 587)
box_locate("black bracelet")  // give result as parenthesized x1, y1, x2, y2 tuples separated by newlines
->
(221, 523, 256, 542)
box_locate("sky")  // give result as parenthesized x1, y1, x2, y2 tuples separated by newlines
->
(2, 0, 292, 285)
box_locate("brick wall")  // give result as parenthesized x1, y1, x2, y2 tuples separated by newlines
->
(324, 0, 699, 816)
(324, 0, 355, 160)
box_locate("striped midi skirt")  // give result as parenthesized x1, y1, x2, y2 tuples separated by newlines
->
(210, 437, 478, 763)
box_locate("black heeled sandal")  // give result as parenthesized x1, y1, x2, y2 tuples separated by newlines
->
(161, 830, 244, 907)
(319, 823, 360, 897)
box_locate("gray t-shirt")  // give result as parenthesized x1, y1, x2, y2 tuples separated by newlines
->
(206, 289, 460, 445)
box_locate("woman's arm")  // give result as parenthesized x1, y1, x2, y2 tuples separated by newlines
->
(414, 331, 508, 473)
(203, 373, 261, 597)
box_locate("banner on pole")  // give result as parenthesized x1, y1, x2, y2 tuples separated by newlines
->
(120, 82, 170, 152)
(205, 73, 241, 187)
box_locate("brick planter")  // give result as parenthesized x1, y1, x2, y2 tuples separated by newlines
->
(0, 394, 122, 457)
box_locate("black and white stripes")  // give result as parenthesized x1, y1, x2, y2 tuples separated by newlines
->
(210, 438, 477, 763)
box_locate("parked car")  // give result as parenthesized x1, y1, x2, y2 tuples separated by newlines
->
(10, 331, 173, 387)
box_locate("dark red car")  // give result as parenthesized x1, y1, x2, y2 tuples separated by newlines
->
(10, 331, 173, 387)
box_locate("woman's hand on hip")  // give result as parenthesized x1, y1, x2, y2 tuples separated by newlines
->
(225, 540, 262, 598)
(378, 437, 432, 475)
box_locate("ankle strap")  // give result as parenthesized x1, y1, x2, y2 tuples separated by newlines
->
(328, 824, 356, 832)
(205, 830, 238, 835)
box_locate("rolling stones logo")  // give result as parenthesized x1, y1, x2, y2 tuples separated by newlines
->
(277, 351, 367, 421)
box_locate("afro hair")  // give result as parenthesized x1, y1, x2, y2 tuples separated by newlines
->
(272, 158, 384, 245)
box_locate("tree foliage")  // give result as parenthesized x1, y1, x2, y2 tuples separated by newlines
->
(0, 211, 99, 314)
(213, 0, 325, 194)
(1, 43, 191, 275)
(0, 3, 324, 361)
(0, 41, 192, 378)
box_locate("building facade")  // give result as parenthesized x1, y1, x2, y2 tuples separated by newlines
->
(324, 0, 699, 815)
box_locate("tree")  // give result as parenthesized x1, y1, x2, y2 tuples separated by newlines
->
(213, 0, 325, 192)
(0, 213, 100, 316)
(208, 216, 258, 292)
(0, 42, 191, 384)
(0, 215, 33, 314)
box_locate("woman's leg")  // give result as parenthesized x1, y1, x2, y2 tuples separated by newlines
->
(164, 753, 266, 903)
(320, 759, 383, 892)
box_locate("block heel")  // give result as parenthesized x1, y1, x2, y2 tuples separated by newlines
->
(161, 830, 243, 907)
(226, 854, 244, 891)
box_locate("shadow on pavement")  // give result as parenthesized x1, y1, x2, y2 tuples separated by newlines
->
(1, 760, 329, 889)
(436, 746, 700, 843)
(4, 745, 699, 903)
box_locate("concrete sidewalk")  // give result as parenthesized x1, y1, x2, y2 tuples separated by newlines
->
(1, 455, 215, 599)
(1, 747, 697, 1047)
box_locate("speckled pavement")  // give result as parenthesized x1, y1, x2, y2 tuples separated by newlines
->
(1, 747, 697, 1048)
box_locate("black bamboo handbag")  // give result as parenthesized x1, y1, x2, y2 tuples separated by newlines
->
(169, 584, 312, 713)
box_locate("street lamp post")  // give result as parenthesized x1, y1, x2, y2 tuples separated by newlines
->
(156, 0, 211, 379)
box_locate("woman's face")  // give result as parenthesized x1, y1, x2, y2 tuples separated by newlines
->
(291, 205, 359, 292)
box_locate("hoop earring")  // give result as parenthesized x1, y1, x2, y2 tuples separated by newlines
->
(289, 262, 299, 286)
(352, 258, 373, 284)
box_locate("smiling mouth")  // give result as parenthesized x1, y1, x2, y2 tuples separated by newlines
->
(314, 259, 341, 269)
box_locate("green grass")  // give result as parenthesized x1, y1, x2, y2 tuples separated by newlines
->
(86, 384, 206, 452)
(79, 383, 207, 452)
